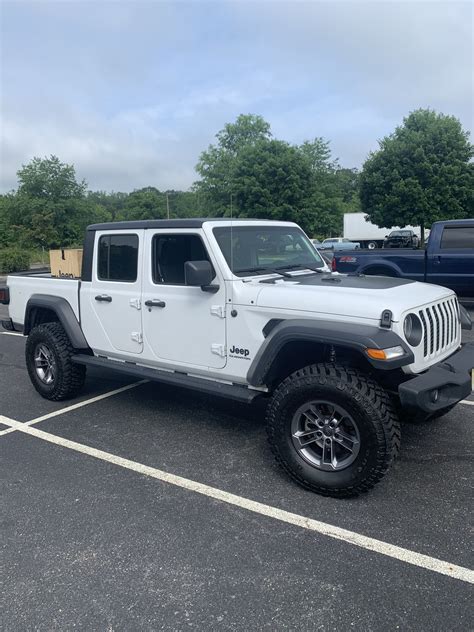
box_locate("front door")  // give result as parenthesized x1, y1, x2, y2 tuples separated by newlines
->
(80, 230, 144, 356)
(142, 230, 227, 370)
(427, 224, 474, 296)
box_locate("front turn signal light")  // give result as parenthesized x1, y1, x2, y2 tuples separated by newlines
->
(366, 346, 405, 361)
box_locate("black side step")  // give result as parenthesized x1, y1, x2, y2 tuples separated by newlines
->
(72, 354, 264, 404)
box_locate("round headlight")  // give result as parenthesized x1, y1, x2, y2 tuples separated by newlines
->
(403, 313, 423, 347)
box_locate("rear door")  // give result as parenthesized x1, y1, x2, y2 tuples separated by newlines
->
(80, 230, 144, 356)
(427, 224, 474, 295)
(141, 229, 227, 370)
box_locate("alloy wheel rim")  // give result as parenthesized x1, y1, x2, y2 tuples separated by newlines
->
(34, 343, 56, 385)
(291, 400, 360, 471)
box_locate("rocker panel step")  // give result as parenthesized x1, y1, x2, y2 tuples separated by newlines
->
(72, 354, 263, 404)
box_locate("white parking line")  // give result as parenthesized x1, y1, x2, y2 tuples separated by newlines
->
(461, 399, 474, 406)
(1, 416, 473, 585)
(0, 331, 23, 337)
(0, 380, 148, 436)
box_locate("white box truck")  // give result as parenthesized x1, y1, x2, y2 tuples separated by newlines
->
(343, 213, 421, 249)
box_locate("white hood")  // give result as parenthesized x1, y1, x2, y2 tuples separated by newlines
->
(253, 274, 454, 323)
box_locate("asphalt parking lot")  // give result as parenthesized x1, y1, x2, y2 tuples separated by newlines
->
(1, 300, 473, 631)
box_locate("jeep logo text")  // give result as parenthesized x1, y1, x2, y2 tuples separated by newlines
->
(229, 346, 250, 357)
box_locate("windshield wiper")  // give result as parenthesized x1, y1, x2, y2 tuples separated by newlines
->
(235, 266, 293, 278)
(275, 263, 325, 274)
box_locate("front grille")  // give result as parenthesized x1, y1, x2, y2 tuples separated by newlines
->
(418, 297, 460, 359)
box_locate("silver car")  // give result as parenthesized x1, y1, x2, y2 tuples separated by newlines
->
(320, 238, 361, 250)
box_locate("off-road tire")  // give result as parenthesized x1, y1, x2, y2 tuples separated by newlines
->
(26, 322, 86, 400)
(266, 363, 400, 498)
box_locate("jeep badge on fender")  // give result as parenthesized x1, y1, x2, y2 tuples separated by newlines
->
(229, 346, 250, 357)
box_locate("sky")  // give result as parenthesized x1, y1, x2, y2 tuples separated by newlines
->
(1, 0, 472, 193)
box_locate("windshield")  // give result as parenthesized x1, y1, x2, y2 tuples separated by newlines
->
(213, 225, 325, 276)
(389, 230, 411, 237)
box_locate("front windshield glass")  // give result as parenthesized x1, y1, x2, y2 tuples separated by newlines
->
(213, 225, 325, 276)
(390, 230, 411, 236)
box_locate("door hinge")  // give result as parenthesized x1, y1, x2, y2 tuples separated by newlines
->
(211, 343, 226, 357)
(129, 298, 141, 310)
(131, 332, 143, 344)
(211, 305, 226, 318)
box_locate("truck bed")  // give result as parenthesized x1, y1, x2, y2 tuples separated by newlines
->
(6, 273, 81, 328)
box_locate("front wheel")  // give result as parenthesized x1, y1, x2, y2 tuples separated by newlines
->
(266, 364, 400, 498)
(26, 322, 86, 400)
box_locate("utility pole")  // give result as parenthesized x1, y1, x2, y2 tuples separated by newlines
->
(166, 193, 170, 219)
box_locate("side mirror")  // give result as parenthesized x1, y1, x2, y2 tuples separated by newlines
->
(184, 260, 219, 293)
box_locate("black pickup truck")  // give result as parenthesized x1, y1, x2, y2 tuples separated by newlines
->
(333, 219, 474, 298)
(383, 229, 419, 249)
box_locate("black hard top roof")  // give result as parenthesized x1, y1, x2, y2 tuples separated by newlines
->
(87, 218, 265, 231)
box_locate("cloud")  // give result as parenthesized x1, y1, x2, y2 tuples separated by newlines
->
(1, 0, 472, 192)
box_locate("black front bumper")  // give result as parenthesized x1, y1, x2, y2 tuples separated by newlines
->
(399, 343, 474, 413)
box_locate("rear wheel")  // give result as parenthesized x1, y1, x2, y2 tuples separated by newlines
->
(26, 322, 86, 400)
(266, 364, 400, 497)
(367, 241, 378, 250)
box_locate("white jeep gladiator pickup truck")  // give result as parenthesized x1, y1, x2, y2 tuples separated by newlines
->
(1, 219, 473, 497)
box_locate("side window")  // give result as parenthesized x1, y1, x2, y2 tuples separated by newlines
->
(440, 227, 474, 249)
(98, 234, 139, 282)
(153, 234, 213, 285)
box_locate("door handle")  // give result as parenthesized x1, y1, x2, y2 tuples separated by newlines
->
(95, 294, 112, 302)
(145, 299, 166, 308)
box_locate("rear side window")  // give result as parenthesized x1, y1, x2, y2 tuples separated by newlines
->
(98, 234, 139, 282)
(153, 234, 212, 284)
(440, 226, 474, 249)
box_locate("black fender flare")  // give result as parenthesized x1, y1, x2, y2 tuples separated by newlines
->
(24, 294, 90, 350)
(247, 319, 413, 387)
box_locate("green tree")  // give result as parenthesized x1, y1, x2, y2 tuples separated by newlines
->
(334, 168, 360, 209)
(299, 137, 336, 172)
(120, 186, 167, 221)
(195, 116, 357, 237)
(87, 190, 127, 221)
(17, 155, 86, 200)
(1, 156, 106, 249)
(360, 109, 473, 243)
(164, 190, 200, 217)
(232, 140, 315, 232)
(195, 114, 272, 215)
(214, 113, 271, 153)
(299, 139, 359, 238)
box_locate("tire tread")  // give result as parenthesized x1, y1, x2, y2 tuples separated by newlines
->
(266, 363, 400, 498)
(26, 322, 86, 400)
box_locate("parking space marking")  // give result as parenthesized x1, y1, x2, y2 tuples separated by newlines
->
(1, 416, 473, 585)
(461, 399, 474, 406)
(0, 331, 24, 337)
(0, 380, 148, 436)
